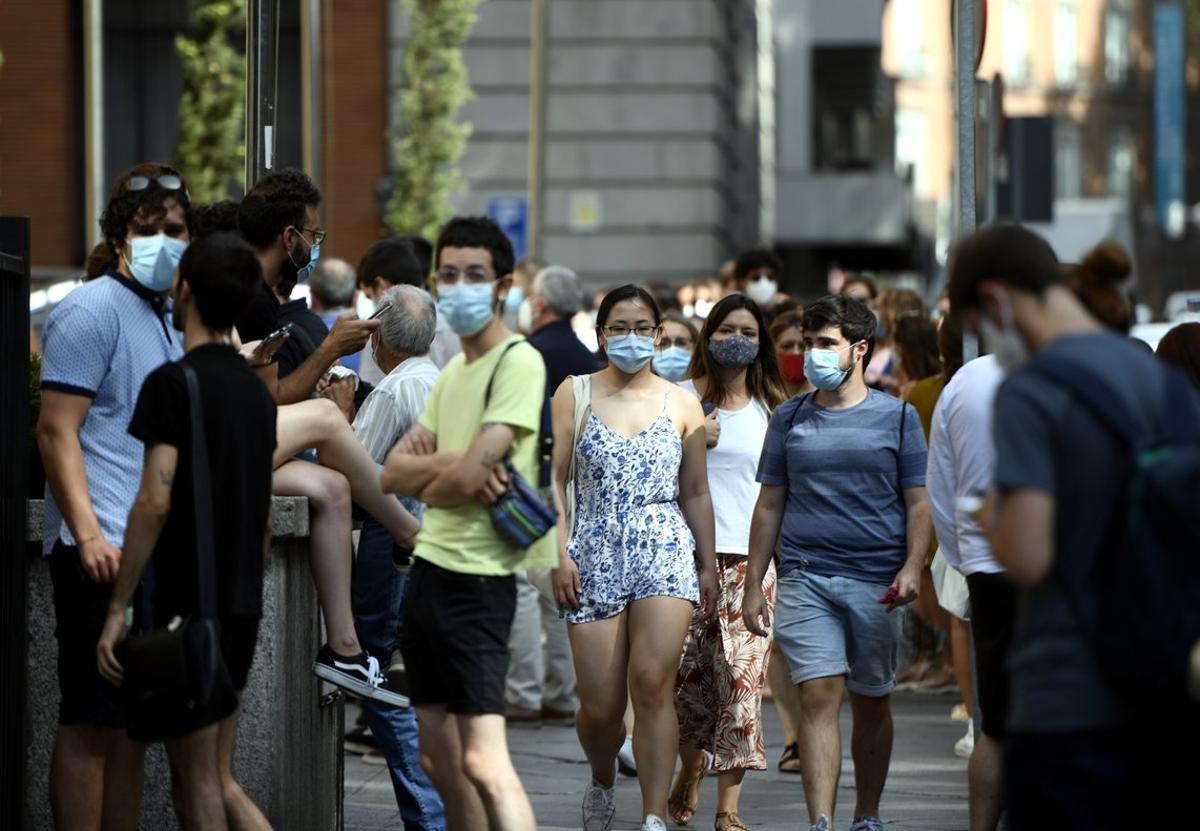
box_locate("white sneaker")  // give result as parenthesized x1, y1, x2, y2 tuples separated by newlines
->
(954, 720, 975, 758)
(617, 736, 637, 776)
(582, 779, 616, 831)
(642, 815, 667, 831)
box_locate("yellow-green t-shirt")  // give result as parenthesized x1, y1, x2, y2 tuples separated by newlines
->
(414, 335, 555, 575)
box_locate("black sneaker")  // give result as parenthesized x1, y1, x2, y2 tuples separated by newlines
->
(312, 645, 410, 708)
(344, 724, 377, 756)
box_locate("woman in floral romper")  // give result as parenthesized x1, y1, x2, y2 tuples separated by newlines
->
(550, 285, 718, 831)
(669, 294, 789, 831)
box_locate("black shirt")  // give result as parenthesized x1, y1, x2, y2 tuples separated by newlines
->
(128, 344, 277, 620)
(235, 280, 279, 344)
(275, 298, 329, 379)
(528, 318, 600, 393)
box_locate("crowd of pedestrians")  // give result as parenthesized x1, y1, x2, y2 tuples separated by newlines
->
(32, 161, 1200, 831)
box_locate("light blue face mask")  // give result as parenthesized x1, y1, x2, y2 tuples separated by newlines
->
(438, 281, 497, 337)
(652, 346, 692, 382)
(606, 333, 656, 374)
(294, 240, 320, 282)
(804, 343, 859, 391)
(127, 233, 187, 292)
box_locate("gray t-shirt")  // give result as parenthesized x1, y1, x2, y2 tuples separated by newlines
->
(994, 332, 1178, 733)
(757, 389, 927, 585)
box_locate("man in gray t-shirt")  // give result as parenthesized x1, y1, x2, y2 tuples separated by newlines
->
(947, 223, 1194, 829)
(744, 295, 932, 831)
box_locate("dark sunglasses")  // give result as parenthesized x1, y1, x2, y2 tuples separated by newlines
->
(126, 173, 187, 195)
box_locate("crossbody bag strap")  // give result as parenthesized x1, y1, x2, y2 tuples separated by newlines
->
(181, 364, 218, 620)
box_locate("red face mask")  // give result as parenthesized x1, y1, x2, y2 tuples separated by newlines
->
(778, 351, 806, 386)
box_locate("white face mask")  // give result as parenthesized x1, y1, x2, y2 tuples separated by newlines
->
(979, 289, 1030, 371)
(516, 297, 535, 334)
(746, 277, 778, 307)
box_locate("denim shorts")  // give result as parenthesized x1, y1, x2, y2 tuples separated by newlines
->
(773, 570, 901, 697)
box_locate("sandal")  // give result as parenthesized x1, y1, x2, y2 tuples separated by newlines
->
(777, 742, 802, 775)
(668, 751, 710, 825)
(715, 812, 752, 831)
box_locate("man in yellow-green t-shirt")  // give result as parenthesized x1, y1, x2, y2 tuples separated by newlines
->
(382, 216, 547, 830)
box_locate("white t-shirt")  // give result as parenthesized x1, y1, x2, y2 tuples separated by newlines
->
(679, 379, 769, 555)
(927, 355, 1006, 576)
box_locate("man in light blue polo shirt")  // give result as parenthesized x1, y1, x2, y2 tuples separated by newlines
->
(741, 295, 932, 831)
(37, 163, 189, 828)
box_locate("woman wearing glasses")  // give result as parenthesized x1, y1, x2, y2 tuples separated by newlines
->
(550, 284, 718, 831)
(669, 294, 788, 831)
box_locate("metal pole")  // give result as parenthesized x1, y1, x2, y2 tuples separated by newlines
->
(0, 215, 31, 827)
(526, 0, 548, 259)
(246, 0, 281, 187)
(756, 0, 776, 244)
(954, 0, 977, 235)
(83, 0, 104, 251)
(301, 0, 323, 186)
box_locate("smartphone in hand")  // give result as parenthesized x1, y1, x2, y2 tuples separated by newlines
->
(260, 322, 294, 351)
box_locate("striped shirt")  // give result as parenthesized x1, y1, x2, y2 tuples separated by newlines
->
(40, 270, 183, 549)
(352, 355, 440, 516)
(757, 389, 927, 585)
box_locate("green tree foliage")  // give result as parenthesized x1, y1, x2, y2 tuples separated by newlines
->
(175, 0, 247, 203)
(386, 0, 481, 240)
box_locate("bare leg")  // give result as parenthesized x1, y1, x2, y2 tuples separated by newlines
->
(968, 733, 1003, 831)
(950, 617, 973, 720)
(101, 731, 146, 830)
(415, 705, 487, 830)
(568, 614, 630, 789)
(272, 460, 361, 655)
(164, 723, 228, 830)
(275, 400, 419, 545)
(715, 769, 747, 816)
(216, 709, 271, 830)
(795, 676, 845, 824)
(459, 714, 537, 830)
(767, 643, 803, 745)
(627, 596, 694, 821)
(51, 724, 131, 830)
(847, 692, 893, 821)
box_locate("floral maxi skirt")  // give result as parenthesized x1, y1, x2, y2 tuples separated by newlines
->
(674, 554, 777, 772)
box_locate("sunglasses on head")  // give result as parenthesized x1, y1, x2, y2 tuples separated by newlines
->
(125, 173, 186, 195)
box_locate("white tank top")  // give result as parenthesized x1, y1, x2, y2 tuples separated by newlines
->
(678, 380, 769, 555)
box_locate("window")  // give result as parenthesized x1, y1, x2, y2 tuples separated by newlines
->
(1004, 0, 1030, 85)
(1105, 2, 1131, 84)
(1055, 120, 1082, 199)
(895, 109, 929, 195)
(894, 0, 927, 78)
(1055, 2, 1079, 86)
(1107, 126, 1135, 199)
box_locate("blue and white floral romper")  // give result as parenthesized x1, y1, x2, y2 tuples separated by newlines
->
(564, 389, 699, 624)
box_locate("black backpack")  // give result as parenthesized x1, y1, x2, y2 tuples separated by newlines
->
(1029, 354, 1200, 709)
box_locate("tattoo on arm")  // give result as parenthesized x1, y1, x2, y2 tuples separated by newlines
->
(478, 423, 504, 469)
(158, 469, 174, 486)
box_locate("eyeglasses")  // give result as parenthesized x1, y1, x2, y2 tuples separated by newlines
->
(126, 173, 186, 194)
(603, 325, 658, 338)
(435, 266, 494, 284)
(658, 336, 693, 349)
(299, 226, 327, 246)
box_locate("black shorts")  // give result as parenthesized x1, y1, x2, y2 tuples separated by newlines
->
(49, 540, 124, 727)
(220, 616, 260, 691)
(400, 558, 516, 715)
(966, 572, 1016, 740)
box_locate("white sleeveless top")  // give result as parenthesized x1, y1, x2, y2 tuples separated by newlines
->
(678, 379, 770, 555)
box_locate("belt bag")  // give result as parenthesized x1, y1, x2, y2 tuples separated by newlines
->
(119, 364, 237, 741)
(483, 342, 558, 549)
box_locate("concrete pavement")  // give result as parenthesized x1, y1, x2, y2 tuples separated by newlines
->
(344, 691, 971, 831)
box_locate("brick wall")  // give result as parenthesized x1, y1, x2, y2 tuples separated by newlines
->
(322, 0, 388, 267)
(0, 1, 75, 268)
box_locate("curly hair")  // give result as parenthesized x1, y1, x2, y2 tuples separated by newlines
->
(93, 162, 192, 278)
(238, 167, 322, 249)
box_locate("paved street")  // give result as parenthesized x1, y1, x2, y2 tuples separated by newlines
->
(344, 691, 970, 831)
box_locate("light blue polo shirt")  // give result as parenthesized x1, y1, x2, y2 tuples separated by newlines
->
(40, 269, 183, 551)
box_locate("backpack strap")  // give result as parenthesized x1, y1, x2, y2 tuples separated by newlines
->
(181, 364, 218, 621)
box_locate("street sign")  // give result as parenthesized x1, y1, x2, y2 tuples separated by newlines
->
(1154, 3, 1186, 237)
(487, 197, 528, 260)
(568, 190, 602, 232)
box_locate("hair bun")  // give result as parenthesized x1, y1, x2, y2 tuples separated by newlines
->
(1078, 241, 1131, 287)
